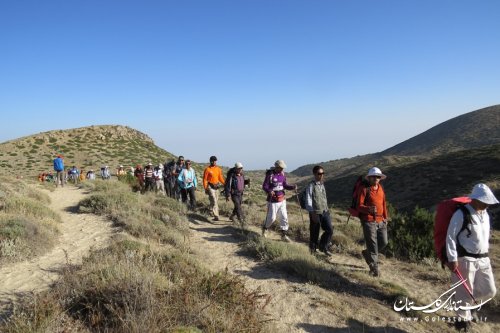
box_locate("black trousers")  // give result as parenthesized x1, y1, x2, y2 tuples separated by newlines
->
(231, 192, 244, 221)
(181, 187, 196, 209)
(309, 210, 333, 251)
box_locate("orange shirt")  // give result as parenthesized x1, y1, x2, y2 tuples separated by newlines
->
(203, 165, 225, 189)
(357, 185, 388, 222)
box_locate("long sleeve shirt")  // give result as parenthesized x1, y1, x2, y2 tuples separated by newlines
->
(357, 185, 387, 222)
(178, 168, 197, 189)
(262, 171, 295, 202)
(203, 166, 225, 189)
(446, 204, 490, 262)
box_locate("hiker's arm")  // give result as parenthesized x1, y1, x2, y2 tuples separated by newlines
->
(305, 183, 314, 212)
(382, 193, 388, 221)
(283, 176, 296, 190)
(262, 174, 272, 193)
(357, 188, 373, 214)
(446, 210, 464, 264)
(218, 168, 225, 185)
(447, 261, 458, 271)
(203, 168, 209, 189)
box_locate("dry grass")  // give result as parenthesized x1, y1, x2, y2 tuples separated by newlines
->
(0, 177, 60, 263)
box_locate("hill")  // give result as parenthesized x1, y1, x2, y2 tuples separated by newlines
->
(292, 104, 500, 178)
(0, 125, 176, 177)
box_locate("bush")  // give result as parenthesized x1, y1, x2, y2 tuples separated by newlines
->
(385, 206, 435, 261)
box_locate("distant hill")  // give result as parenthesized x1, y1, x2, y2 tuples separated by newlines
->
(381, 104, 500, 156)
(0, 125, 176, 176)
(292, 105, 500, 178)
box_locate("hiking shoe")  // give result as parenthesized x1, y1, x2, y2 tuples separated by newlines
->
(454, 320, 471, 332)
(321, 248, 333, 256)
(213, 216, 219, 221)
(310, 248, 318, 254)
(369, 265, 380, 277)
(281, 234, 291, 242)
(261, 227, 267, 238)
(229, 214, 235, 222)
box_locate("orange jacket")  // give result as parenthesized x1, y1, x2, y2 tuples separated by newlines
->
(203, 165, 225, 189)
(357, 185, 388, 222)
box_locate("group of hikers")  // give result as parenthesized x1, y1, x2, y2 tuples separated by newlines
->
(51, 153, 498, 331)
(47, 155, 112, 185)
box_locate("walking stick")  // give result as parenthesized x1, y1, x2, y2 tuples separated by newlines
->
(295, 188, 306, 227)
(454, 267, 478, 304)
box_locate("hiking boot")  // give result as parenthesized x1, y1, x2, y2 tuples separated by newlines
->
(369, 265, 380, 277)
(321, 248, 333, 256)
(454, 320, 471, 332)
(310, 248, 318, 254)
(281, 234, 291, 242)
(213, 216, 219, 222)
(229, 214, 235, 222)
(261, 227, 267, 238)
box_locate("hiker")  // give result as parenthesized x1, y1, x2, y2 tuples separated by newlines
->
(304, 165, 333, 255)
(358, 167, 388, 277)
(116, 165, 126, 179)
(144, 163, 155, 192)
(154, 164, 165, 195)
(224, 162, 246, 224)
(100, 166, 111, 180)
(446, 183, 498, 330)
(86, 169, 96, 180)
(163, 158, 178, 198)
(68, 166, 79, 184)
(79, 168, 85, 182)
(134, 164, 144, 191)
(53, 154, 65, 187)
(178, 159, 197, 209)
(203, 156, 225, 221)
(262, 160, 297, 242)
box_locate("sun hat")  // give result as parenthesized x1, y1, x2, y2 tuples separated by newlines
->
(274, 160, 287, 169)
(147, 162, 152, 166)
(470, 183, 499, 205)
(235, 162, 243, 169)
(158, 164, 163, 169)
(366, 167, 387, 180)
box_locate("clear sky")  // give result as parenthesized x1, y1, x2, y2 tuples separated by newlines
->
(1, 1, 499, 170)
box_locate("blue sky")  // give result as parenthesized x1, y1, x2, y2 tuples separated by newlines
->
(1, 0, 499, 170)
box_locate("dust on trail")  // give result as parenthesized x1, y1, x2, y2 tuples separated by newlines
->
(0, 185, 116, 314)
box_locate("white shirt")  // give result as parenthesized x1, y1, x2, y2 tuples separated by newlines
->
(446, 204, 490, 262)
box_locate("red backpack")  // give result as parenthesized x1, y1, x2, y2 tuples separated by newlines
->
(347, 176, 380, 221)
(433, 197, 472, 266)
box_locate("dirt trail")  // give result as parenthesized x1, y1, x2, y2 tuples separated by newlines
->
(0, 186, 116, 314)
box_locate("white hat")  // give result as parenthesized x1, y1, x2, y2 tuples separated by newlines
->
(274, 160, 287, 169)
(470, 183, 499, 205)
(235, 162, 243, 169)
(147, 162, 152, 166)
(158, 164, 164, 169)
(366, 167, 386, 180)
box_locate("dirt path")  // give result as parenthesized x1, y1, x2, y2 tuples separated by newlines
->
(0, 186, 116, 314)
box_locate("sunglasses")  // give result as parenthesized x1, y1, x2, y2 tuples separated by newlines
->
(316, 172, 324, 175)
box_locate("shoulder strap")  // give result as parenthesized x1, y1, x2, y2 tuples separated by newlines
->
(457, 205, 472, 238)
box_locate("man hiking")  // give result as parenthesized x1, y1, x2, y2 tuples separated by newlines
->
(262, 160, 297, 242)
(304, 165, 333, 255)
(446, 183, 498, 331)
(203, 156, 225, 221)
(358, 167, 388, 277)
(53, 154, 65, 187)
(224, 162, 246, 224)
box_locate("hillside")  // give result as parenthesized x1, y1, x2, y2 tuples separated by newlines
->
(0, 125, 176, 177)
(292, 105, 500, 178)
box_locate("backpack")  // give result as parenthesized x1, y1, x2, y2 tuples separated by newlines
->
(433, 197, 472, 266)
(347, 176, 372, 218)
(53, 158, 64, 172)
(298, 185, 309, 209)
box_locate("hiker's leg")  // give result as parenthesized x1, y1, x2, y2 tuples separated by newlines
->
(376, 221, 388, 252)
(264, 202, 277, 229)
(362, 221, 377, 266)
(230, 195, 238, 218)
(278, 200, 289, 231)
(188, 187, 196, 209)
(232, 193, 243, 221)
(180, 188, 188, 203)
(319, 211, 333, 251)
(473, 257, 497, 301)
(208, 187, 218, 217)
(309, 212, 320, 251)
(452, 258, 475, 320)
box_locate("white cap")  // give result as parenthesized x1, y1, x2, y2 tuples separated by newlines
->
(274, 160, 287, 169)
(235, 162, 243, 169)
(147, 162, 152, 166)
(366, 167, 386, 180)
(158, 164, 164, 169)
(470, 183, 499, 205)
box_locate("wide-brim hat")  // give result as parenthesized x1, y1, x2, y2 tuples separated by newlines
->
(235, 162, 243, 169)
(274, 160, 287, 169)
(366, 167, 386, 180)
(470, 183, 499, 205)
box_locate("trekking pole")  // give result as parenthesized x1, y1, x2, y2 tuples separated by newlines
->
(453, 267, 478, 304)
(295, 188, 306, 227)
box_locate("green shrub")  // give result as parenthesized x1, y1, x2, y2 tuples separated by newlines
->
(385, 206, 435, 261)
